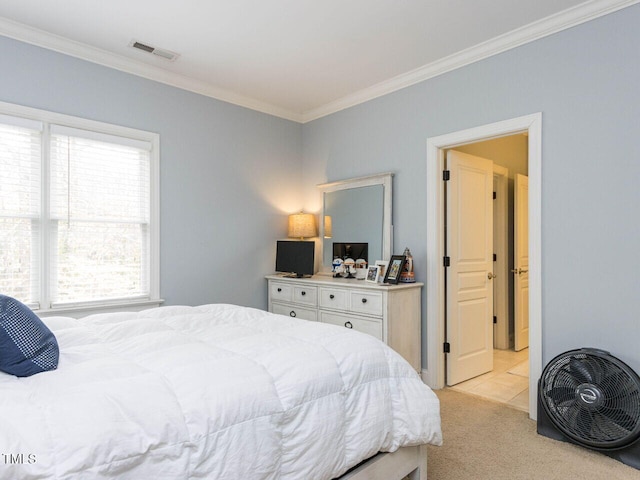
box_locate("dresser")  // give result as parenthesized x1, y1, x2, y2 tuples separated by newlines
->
(266, 274, 422, 372)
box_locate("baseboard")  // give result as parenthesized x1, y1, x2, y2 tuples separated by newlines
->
(421, 369, 438, 388)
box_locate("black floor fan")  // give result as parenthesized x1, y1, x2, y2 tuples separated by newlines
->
(538, 348, 640, 470)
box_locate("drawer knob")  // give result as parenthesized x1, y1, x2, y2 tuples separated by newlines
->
(361, 298, 367, 304)
(289, 311, 297, 318)
(277, 288, 282, 292)
(301, 291, 306, 296)
(329, 294, 335, 299)
(344, 321, 353, 329)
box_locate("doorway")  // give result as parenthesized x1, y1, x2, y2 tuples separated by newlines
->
(443, 142, 529, 411)
(425, 113, 542, 421)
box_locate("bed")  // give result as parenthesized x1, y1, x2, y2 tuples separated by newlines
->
(0, 303, 442, 479)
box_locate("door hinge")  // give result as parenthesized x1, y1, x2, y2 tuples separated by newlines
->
(493, 316, 497, 324)
(443, 170, 450, 181)
(443, 256, 450, 267)
(493, 191, 497, 199)
(443, 342, 451, 353)
(493, 253, 497, 262)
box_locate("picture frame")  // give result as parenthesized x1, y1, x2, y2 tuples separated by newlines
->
(375, 260, 388, 283)
(383, 255, 406, 284)
(365, 265, 380, 283)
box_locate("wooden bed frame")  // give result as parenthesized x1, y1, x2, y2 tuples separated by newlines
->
(339, 445, 427, 480)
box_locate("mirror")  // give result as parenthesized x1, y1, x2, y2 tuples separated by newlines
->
(318, 173, 393, 274)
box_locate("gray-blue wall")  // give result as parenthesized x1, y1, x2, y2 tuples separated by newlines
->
(0, 35, 302, 309)
(301, 5, 640, 372)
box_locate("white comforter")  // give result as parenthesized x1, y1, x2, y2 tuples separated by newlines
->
(0, 304, 442, 480)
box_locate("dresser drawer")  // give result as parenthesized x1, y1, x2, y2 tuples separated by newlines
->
(320, 311, 382, 340)
(270, 282, 293, 302)
(293, 285, 317, 306)
(349, 291, 383, 316)
(272, 303, 317, 321)
(319, 287, 349, 310)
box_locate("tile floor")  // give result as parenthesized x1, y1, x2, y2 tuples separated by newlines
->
(449, 348, 529, 412)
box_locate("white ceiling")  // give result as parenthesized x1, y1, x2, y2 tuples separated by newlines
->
(0, 0, 635, 122)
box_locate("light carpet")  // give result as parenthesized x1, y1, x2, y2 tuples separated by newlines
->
(426, 388, 639, 480)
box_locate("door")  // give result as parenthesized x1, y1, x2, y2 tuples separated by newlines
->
(514, 174, 529, 351)
(446, 150, 494, 385)
(492, 165, 509, 350)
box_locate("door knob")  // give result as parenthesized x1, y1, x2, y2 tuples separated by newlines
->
(487, 272, 496, 280)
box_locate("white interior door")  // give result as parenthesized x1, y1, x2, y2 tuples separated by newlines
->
(493, 165, 509, 350)
(446, 150, 494, 386)
(514, 174, 529, 351)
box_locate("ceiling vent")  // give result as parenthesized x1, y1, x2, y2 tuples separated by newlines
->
(129, 40, 179, 62)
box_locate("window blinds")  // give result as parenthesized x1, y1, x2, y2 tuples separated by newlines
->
(49, 127, 151, 305)
(0, 119, 42, 306)
(0, 112, 154, 309)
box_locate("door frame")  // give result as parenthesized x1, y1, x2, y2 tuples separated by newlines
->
(425, 113, 542, 420)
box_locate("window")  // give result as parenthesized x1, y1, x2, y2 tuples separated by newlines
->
(0, 103, 159, 312)
(0, 116, 41, 305)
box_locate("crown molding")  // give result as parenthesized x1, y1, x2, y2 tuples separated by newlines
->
(0, 17, 304, 123)
(300, 0, 640, 123)
(1, 0, 637, 124)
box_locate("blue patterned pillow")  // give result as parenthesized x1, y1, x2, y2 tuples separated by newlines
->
(0, 294, 59, 377)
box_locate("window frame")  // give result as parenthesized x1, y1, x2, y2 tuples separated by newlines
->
(0, 100, 161, 316)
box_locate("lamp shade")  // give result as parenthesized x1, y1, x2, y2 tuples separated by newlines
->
(324, 215, 332, 238)
(288, 213, 317, 239)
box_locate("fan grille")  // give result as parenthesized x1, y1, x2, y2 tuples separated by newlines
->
(540, 349, 640, 450)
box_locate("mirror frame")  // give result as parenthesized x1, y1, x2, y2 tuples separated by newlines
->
(317, 172, 393, 274)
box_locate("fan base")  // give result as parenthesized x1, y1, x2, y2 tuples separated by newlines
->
(537, 394, 640, 470)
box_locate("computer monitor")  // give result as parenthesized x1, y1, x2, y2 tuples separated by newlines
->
(275, 240, 315, 278)
(332, 242, 368, 263)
